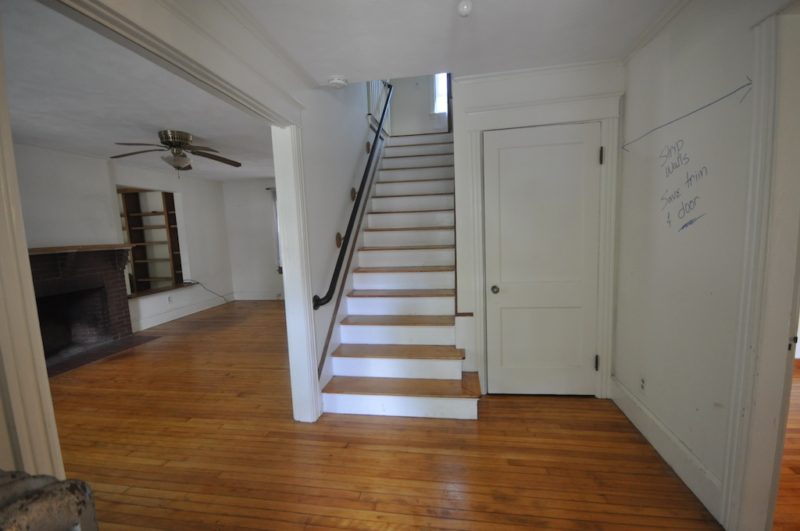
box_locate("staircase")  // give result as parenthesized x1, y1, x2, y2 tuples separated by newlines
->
(321, 131, 480, 419)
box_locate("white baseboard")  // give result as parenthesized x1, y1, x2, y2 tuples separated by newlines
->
(611, 377, 722, 521)
(233, 290, 283, 301)
(130, 292, 230, 331)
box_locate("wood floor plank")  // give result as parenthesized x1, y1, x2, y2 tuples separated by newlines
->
(774, 365, 800, 529)
(48, 301, 720, 529)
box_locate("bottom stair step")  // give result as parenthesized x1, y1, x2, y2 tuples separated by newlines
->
(322, 373, 480, 419)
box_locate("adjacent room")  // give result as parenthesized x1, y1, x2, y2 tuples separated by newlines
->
(0, 1, 798, 530)
(1, 0, 283, 371)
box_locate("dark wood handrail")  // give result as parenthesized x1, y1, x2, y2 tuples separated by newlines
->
(312, 83, 393, 310)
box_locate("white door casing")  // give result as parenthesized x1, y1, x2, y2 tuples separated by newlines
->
(484, 123, 601, 395)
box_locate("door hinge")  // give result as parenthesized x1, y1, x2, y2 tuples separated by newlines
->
(599, 146, 604, 165)
(790, 336, 798, 351)
(594, 354, 599, 371)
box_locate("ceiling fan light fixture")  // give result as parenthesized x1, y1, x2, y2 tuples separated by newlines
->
(327, 75, 348, 89)
(162, 151, 192, 170)
(112, 129, 241, 169)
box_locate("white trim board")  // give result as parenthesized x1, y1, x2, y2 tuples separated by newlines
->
(272, 125, 322, 422)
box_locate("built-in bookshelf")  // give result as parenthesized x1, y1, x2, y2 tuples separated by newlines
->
(118, 187, 184, 296)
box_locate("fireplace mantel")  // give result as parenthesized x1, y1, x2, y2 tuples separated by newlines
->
(28, 243, 133, 256)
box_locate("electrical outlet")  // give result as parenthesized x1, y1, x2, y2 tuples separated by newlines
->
(640, 377, 646, 391)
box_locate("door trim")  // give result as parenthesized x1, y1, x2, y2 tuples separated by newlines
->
(477, 117, 618, 398)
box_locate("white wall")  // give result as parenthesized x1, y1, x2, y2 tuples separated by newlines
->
(14, 143, 234, 330)
(296, 82, 370, 363)
(389, 75, 447, 135)
(15, 144, 119, 248)
(223, 178, 283, 300)
(613, 0, 755, 519)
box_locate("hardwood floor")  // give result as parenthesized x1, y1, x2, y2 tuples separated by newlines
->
(49, 301, 720, 530)
(774, 362, 800, 530)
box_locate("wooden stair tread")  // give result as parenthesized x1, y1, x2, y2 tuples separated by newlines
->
(348, 289, 455, 298)
(386, 141, 453, 148)
(380, 164, 454, 171)
(333, 344, 464, 360)
(323, 373, 480, 398)
(341, 315, 455, 326)
(354, 265, 454, 273)
(378, 177, 454, 184)
(364, 226, 454, 232)
(373, 192, 454, 198)
(369, 208, 454, 215)
(383, 153, 454, 159)
(390, 131, 453, 137)
(360, 244, 454, 251)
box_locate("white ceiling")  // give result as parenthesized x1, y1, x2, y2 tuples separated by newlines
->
(238, 0, 681, 85)
(0, 0, 274, 181)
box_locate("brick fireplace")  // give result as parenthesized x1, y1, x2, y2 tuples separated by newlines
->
(29, 244, 134, 372)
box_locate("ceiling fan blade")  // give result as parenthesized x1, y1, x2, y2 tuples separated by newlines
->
(110, 148, 167, 159)
(115, 142, 165, 148)
(189, 150, 242, 167)
(185, 145, 219, 153)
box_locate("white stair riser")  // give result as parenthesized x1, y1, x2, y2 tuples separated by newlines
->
(384, 143, 453, 157)
(376, 180, 454, 196)
(347, 296, 454, 316)
(388, 133, 453, 146)
(331, 357, 462, 379)
(371, 194, 453, 212)
(382, 154, 454, 169)
(353, 271, 454, 290)
(364, 229, 454, 247)
(323, 394, 477, 419)
(358, 248, 454, 267)
(379, 166, 454, 182)
(367, 211, 454, 229)
(340, 324, 455, 345)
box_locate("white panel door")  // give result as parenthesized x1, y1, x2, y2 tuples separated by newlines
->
(484, 123, 601, 394)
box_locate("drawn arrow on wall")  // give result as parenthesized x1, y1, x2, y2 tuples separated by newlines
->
(622, 76, 753, 152)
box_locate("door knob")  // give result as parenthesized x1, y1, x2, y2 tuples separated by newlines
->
(491, 285, 500, 294)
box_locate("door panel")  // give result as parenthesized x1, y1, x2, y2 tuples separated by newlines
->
(485, 123, 601, 395)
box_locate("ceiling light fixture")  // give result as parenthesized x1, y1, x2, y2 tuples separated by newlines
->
(457, 0, 473, 17)
(328, 75, 348, 89)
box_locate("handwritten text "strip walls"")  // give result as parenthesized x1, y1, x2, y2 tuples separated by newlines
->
(658, 139, 707, 232)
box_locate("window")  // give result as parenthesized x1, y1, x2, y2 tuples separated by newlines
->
(433, 72, 448, 114)
(118, 187, 186, 296)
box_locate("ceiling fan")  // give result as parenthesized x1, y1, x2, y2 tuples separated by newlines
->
(110, 130, 242, 170)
